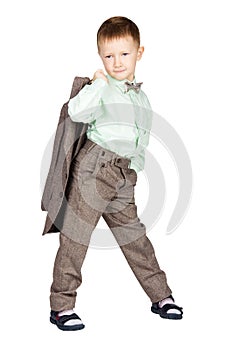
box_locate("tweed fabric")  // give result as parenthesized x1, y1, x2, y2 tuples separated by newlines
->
(50, 139, 172, 310)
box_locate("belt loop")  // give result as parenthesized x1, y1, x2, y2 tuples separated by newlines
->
(85, 139, 96, 152)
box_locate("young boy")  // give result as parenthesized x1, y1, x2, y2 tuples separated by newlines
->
(49, 16, 183, 331)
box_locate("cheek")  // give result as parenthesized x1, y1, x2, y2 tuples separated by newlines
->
(129, 57, 137, 67)
(127, 54, 137, 64)
(102, 60, 111, 70)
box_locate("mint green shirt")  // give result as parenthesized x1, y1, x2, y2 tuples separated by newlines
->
(68, 75, 152, 173)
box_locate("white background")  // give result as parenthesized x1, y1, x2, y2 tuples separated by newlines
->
(0, 0, 232, 348)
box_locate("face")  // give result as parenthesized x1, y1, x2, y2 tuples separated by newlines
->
(98, 36, 144, 81)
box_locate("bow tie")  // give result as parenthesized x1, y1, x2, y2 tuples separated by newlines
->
(124, 81, 143, 93)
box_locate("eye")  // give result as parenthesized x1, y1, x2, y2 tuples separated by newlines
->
(105, 55, 112, 59)
(122, 53, 129, 56)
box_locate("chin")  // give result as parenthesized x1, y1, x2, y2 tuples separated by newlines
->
(112, 71, 133, 81)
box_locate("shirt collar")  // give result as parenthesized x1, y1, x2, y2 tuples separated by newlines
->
(107, 74, 137, 93)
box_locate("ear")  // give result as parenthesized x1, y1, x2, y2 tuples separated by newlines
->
(137, 46, 144, 61)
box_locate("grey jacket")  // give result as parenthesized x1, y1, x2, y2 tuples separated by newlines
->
(41, 76, 90, 234)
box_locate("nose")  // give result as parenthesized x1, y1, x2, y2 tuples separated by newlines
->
(114, 56, 122, 67)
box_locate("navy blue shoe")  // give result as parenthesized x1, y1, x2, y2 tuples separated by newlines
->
(50, 310, 85, 331)
(151, 296, 183, 320)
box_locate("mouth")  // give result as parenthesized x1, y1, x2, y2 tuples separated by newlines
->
(113, 69, 126, 74)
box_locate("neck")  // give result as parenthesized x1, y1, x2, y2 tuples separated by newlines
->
(107, 74, 136, 83)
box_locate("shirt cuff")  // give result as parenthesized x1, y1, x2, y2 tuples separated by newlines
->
(90, 78, 108, 88)
(129, 162, 141, 173)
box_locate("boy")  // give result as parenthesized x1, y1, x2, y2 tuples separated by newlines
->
(49, 16, 183, 331)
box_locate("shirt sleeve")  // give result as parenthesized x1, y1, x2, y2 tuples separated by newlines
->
(131, 94, 153, 173)
(68, 78, 107, 123)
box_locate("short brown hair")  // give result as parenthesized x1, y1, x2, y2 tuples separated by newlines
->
(97, 16, 140, 49)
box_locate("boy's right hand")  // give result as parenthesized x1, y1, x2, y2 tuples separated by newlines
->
(92, 69, 108, 83)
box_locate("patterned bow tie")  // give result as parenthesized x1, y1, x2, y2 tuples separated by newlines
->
(124, 81, 143, 93)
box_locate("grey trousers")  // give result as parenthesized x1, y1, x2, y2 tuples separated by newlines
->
(50, 139, 172, 311)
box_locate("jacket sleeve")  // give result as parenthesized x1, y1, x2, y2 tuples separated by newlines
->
(68, 78, 107, 123)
